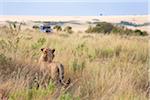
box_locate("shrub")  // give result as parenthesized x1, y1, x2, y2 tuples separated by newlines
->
(32, 25, 39, 29)
(134, 29, 148, 36)
(53, 25, 62, 32)
(95, 22, 114, 33)
(64, 26, 73, 34)
(85, 22, 148, 36)
(85, 22, 114, 34)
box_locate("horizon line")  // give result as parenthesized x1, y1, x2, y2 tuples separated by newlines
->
(0, 14, 149, 16)
(0, 15, 149, 17)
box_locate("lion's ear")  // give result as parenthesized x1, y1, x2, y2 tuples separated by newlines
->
(41, 48, 44, 51)
(52, 49, 55, 53)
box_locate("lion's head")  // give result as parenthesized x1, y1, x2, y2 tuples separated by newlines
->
(40, 48, 55, 63)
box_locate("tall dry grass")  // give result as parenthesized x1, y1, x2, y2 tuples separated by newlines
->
(0, 25, 149, 100)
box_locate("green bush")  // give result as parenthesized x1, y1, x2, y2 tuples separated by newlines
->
(32, 25, 39, 29)
(64, 26, 73, 34)
(134, 29, 148, 36)
(53, 25, 62, 32)
(85, 22, 114, 34)
(95, 22, 114, 33)
(85, 22, 148, 36)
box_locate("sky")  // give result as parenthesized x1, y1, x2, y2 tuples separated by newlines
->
(0, 0, 148, 2)
(0, 0, 149, 16)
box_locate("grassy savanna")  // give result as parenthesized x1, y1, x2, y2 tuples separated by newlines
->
(0, 23, 149, 100)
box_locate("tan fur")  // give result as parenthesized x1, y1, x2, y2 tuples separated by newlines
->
(39, 48, 70, 87)
(0, 89, 8, 100)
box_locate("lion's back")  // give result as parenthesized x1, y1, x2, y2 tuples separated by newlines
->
(49, 62, 64, 81)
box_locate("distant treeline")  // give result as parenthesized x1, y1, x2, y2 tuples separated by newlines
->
(85, 22, 148, 36)
(118, 21, 150, 27)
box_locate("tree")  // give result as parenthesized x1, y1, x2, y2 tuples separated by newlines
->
(53, 25, 62, 33)
(134, 29, 148, 36)
(63, 26, 73, 34)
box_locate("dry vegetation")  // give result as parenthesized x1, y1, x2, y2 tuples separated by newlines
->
(0, 22, 149, 100)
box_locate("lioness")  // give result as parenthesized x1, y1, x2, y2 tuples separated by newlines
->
(39, 48, 70, 87)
